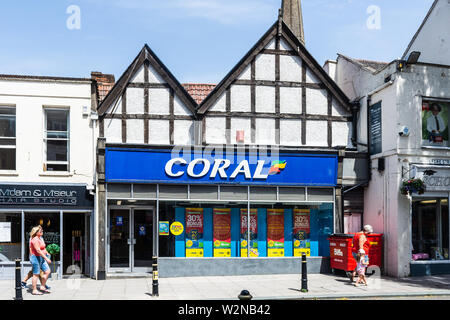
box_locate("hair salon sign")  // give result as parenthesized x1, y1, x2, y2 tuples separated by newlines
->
(0, 185, 92, 208)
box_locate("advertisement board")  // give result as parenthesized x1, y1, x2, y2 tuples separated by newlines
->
(185, 208, 204, 257)
(213, 208, 231, 257)
(293, 209, 311, 257)
(240, 209, 258, 257)
(267, 209, 284, 257)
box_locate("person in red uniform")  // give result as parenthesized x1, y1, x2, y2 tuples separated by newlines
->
(350, 225, 373, 282)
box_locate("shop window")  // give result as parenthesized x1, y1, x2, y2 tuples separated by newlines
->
(0, 213, 21, 262)
(0, 106, 16, 170)
(44, 108, 69, 172)
(158, 202, 334, 258)
(412, 199, 449, 260)
(24, 212, 60, 262)
(422, 100, 449, 147)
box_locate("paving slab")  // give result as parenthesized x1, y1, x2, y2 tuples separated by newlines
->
(1, 274, 450, 300)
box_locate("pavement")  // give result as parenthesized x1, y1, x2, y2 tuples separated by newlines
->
(1, 272, 450, 300)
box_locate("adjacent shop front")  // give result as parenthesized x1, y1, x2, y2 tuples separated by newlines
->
(103, 146, 339, 277)
(409, 163, 450, 276)
(0, 184, 94, 279)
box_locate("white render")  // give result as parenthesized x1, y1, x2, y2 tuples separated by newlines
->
(328, 1, 450, 277)
(231, 118, 251, 144)
(280, 55, 302, 82)
(306, 89, 328, 115)
(402, 0, 450, 66)
(126, 119, 144, 144)
(255, 118, 276, 145)
(205, 117, 226, 145)
(306, 120, 328, 147)
(174, 120, 194, 145)
(126, 88, 144, 114)
(230, 85, 251, 112)
(148, 119, 170, 144)
(255, 54, 276, 81)
(209, 92, 227, 112)
(149, 88, 170, 115)
(280, 87, 302, 114)
(0, 77, 96, 186)
(174, 95, 192, 116)
(255, 86, 275, 113)
(280, 119, 301, 146)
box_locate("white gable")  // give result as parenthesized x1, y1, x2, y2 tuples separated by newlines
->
(403, 0, 450, 65)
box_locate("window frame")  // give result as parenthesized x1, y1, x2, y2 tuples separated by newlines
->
(43, 107, 70, 172)
(0, 105, 16, 171)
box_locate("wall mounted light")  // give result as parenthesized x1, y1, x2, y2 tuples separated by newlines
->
(406, 51, 421, 64)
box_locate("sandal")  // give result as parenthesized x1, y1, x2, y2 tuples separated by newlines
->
(32, 291, 44, 295)
(40, 288, 51, 294)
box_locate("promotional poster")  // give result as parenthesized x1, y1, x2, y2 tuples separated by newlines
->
(185, 208, 204, 257)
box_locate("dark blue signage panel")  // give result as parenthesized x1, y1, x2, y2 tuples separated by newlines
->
(105, 148, 338, 187)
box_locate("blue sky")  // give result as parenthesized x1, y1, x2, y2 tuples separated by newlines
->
(0, 0, 435, 83)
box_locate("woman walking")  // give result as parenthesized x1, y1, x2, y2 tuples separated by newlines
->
(29, 226, 52, 295)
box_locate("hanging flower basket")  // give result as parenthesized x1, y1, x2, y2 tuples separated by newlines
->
(400, 178, 426, 195)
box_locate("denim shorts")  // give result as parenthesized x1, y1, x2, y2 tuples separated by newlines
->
(30, 255, 50, 275)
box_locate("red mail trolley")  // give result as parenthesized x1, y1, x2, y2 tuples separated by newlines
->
(328, 233, 383, 274)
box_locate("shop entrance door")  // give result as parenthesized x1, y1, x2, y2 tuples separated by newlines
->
(108, 207, 154, 273)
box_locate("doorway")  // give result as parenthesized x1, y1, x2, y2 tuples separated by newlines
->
(63, 212, 91, 276)
(108, 207, 154, 273)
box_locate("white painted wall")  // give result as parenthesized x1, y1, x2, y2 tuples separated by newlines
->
(0, 78, 96, 186)
(403, 0, 450, 66)
(336, 54, 450, 277)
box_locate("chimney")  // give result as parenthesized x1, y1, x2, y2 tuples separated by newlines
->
(281, 0, 305, 45)
(91, 71, 115, 104)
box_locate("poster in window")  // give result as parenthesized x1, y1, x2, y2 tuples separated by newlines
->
(293, 209, 311, 257)
(213, 209, 231, 257)
(422, 101, 449, 147)
(0, 222, 11, 242)
(267, 209, 284, 257)
(240, 209, 258, 257)
(185, 208, 204, 257)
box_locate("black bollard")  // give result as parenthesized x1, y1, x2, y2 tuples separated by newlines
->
(152, 256, 159, 297)
(14, 259, 23, 301)
(301, 252, 308, 293)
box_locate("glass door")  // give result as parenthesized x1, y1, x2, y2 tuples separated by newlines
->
(109, 209, 131, 272)
(132, 209, 154, 272)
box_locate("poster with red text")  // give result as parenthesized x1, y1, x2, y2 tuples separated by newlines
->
(185, 208, 204, 257)
(293, 209, 311, 257)
(267, 209, 284, 257)
(240, 209, 258, 257)
(213, 208, 231, 257)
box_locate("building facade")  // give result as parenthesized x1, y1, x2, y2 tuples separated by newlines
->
(326, 0, 450, 277)
(94, 2, 368, 279)
(0, 74, 97, 279)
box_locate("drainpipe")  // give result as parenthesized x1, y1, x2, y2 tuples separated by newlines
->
(90, 111, 98, 279)
(350, 101, 360, 148)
